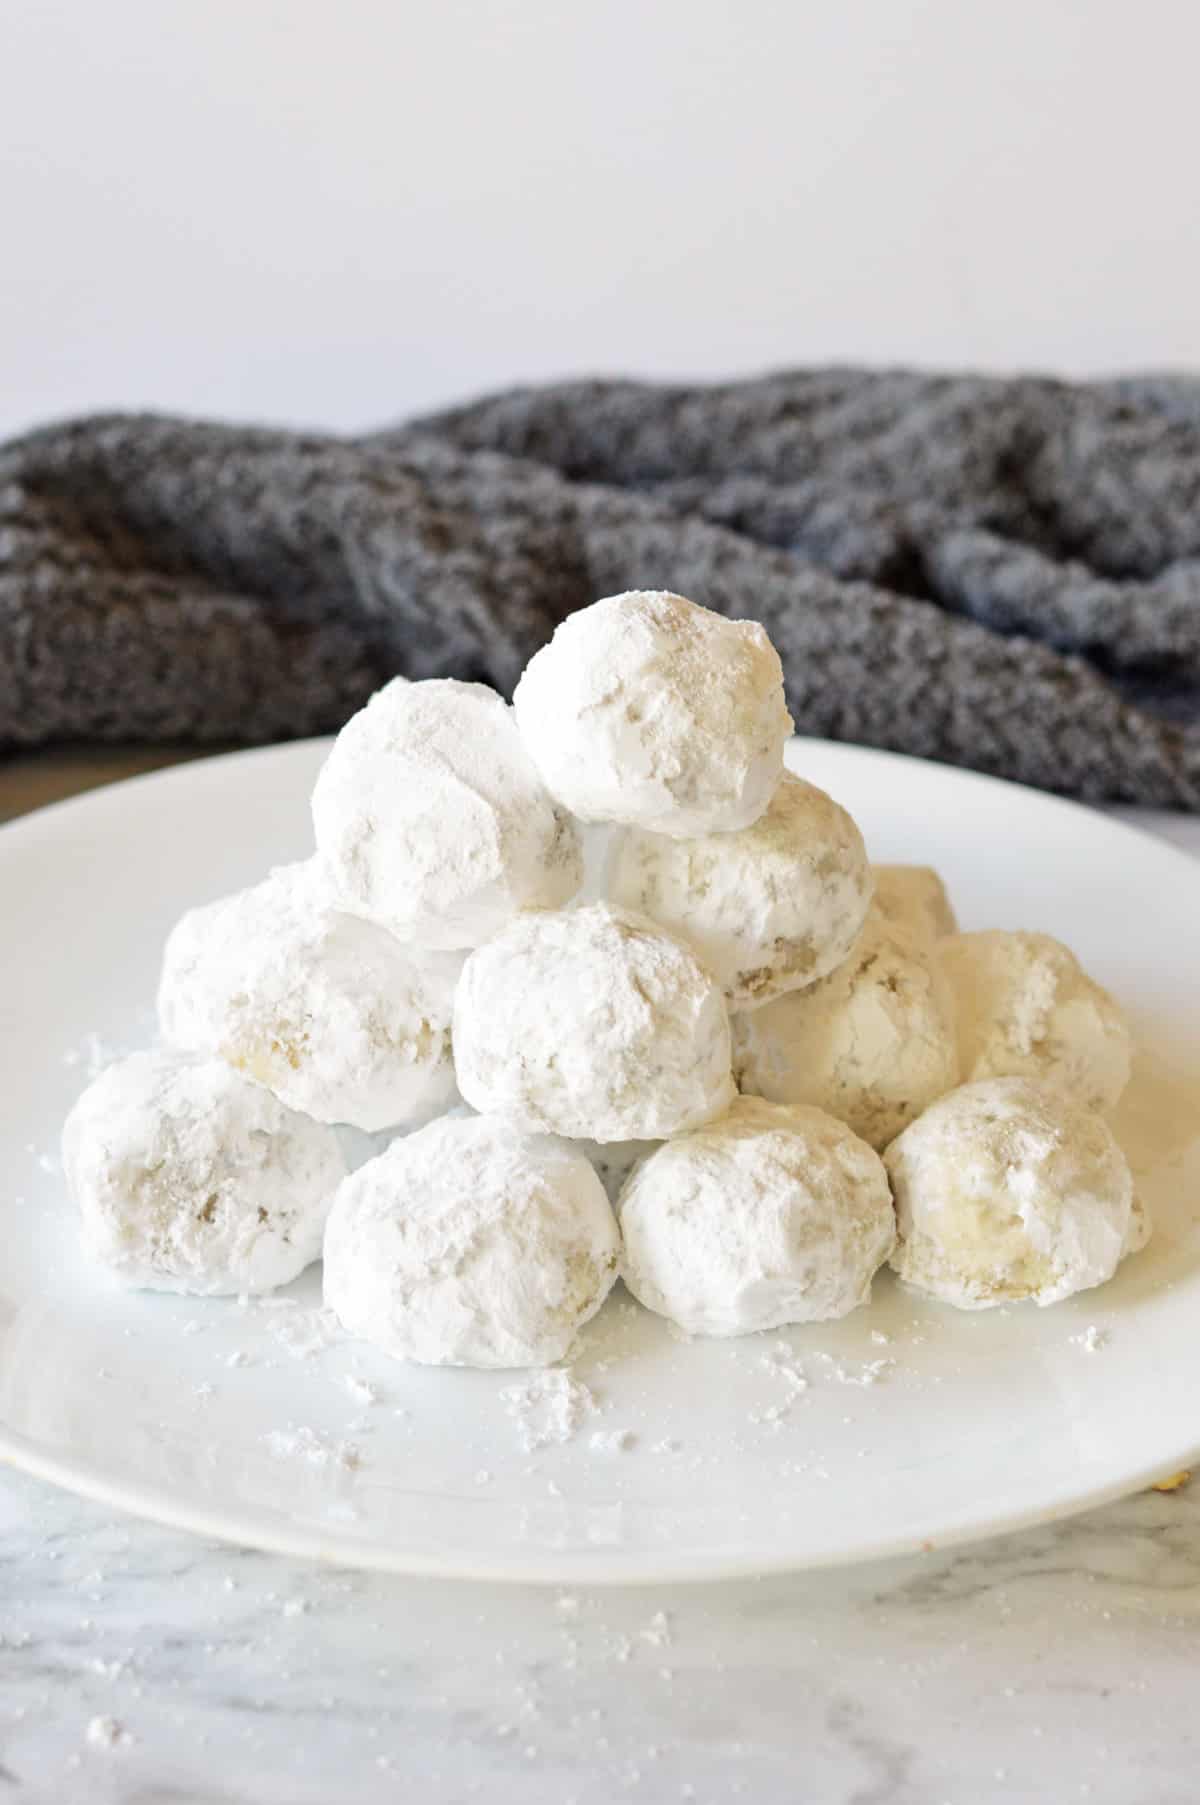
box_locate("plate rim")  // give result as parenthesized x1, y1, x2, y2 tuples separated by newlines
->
(5, 1414, 1199, 1587)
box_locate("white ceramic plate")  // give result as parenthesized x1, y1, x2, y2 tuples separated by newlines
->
(2, 739, 1199, 1584)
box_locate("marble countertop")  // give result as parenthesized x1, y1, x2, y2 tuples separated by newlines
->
(3, 750, 1199, 1805)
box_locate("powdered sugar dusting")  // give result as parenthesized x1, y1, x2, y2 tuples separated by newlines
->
(813, 1352, 895, 1387)
(639, 1609, 672, 1648)
(751, 1341, 896, 1427)
(265, 1305, 345, 1361)
(263, 1426, 361, 1471)
(589, 1428, 636, 1455)
(85, 1715, 132, 1751)
(343, 1373, 380, 1405)
(500, 1369, 597, 1452)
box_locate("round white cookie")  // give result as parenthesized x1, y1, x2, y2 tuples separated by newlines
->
(157, 861, 461, 1133)
(62, 1050, 344, 1295)
(733, 913, 960, 1149)
(608, 772, 872, 1008)
(312, 677, 582, 949)
(323, 1114, 620, 1368)
(885, 1076, 1142, 1309)
(453, 902, 736, 1141)
(871, 864, 958, 945)
(938, 929, 1132, 1113)
(513, 590, 793, 837)
(619, 1096, 895, 1337)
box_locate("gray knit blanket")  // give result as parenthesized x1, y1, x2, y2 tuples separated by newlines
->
(3, 369, 1200, 808)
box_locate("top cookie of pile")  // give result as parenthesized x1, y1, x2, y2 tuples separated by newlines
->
(514, 591, 793, 838)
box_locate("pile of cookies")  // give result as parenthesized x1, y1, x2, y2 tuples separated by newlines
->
(62, 590, 1148, 1368)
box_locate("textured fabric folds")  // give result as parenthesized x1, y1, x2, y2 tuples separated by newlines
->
(3, 369, 1199, 806)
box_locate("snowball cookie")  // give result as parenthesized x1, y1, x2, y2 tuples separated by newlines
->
(885, 1076, 1140, 1309)
(513, 591, 793, 837)
(872, 864, 958, 945)
(619, 1097, 895, 1337)
(732, 914, 959, 1149)
(454, 903, 736, 1141)
(608, 771, 872, 1008)
(938, 930, 1132, 1113)
(323, 1114, 620, 1368)
(157, 861, 461, 1133)
(62, 1051, 344, 1295)
(311, 677, 582, 949)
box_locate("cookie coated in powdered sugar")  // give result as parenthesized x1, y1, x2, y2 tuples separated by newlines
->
(323, 1114, 620, 1368)
(62, 1050, 344, 1295)
(311, 678, 583, 949)
(608, 771, 873, 1008)
(885, 1076, 1143, 1310)
(732, 910, 960, 1150)
(157, 861, 461, 1134)
(513, 591, 793, 838)
(452, 902, 736, 1142)
(937, 930, 1132, 1114)
(619, 1096, 896, 1337)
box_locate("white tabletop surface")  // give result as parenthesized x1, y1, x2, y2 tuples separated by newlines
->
(2, 751, 1198, 1805)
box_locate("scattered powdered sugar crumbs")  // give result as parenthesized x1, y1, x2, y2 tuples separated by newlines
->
(589, 1428, 636, 1454)
(343, 1372, 380, 1404)
(262, 1426, 361, 1471)
(85, 1715, 133, 1751)
(500, 1369, 597, 1452)
(1070, 1325, 1110, 1352)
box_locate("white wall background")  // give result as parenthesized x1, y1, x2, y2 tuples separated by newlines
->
(2, 0, 1196, 442)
